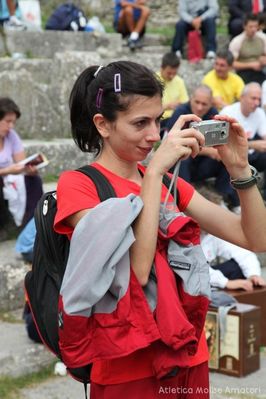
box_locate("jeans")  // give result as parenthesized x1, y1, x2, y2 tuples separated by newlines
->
(171, 17, 216, 54)
(179, 156, 239, 207)
(212, 259, 245, 280)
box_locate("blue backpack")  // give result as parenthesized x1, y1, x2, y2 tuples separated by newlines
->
(45, 3, 87, 31)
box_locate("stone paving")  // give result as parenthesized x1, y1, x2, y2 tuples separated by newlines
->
(0, 303, 266, 399)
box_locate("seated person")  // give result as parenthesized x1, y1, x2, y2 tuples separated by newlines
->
(166, 85, 240, 210)
(15, 217, 36, 263)
(204, 233, 265, 291)
(156, 52, 189, 136)
(229, 13, 266, 84)
(202, 49, 245, 110)
(0, 0, 25, 28)
(23, 301, 42, 343)
(0, 97, 43, 239)
(171, 0, 218, 59)
(228, 0, 266, 38)
(199, 187, 266, 291)
(113, 0, 150, 50)
(220, 82, 266, 199)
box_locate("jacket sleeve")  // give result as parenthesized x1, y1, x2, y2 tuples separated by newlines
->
(60, 194, 143, 317)
(209, 266, 229, 288)
(200, 0, 219, 20)
(179, 0, 194, 23)
(228, 0, 245, 18)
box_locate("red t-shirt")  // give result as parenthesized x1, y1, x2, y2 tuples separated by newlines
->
(54, 162, 209, 384)
(54, 163, 194, 234)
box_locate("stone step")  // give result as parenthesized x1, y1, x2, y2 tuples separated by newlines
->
(0, 319, 54, 378)
(0, 43, 215, 140)
(0, 31, 168, 59)
(0, 31, 122, 58)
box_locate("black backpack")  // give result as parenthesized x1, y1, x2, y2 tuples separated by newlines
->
(24, 165, 178, 392)
(45, 3, 87, 31)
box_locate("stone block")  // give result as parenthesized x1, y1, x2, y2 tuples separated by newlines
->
(0, 30, 123, 58)
(23, 139, 95, 177)
(0, 240, 28, 311)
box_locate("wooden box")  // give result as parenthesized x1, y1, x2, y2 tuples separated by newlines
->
(228, 287, 266, 347)
(205, 303, 261, 377)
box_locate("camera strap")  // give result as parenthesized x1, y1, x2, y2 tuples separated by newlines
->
(163, 160, 181, 215)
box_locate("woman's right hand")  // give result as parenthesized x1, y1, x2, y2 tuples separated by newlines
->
(149, 114, 205, 176)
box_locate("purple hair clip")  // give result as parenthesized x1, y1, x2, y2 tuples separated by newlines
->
(114, 73, 121, 93)
(96, 88, 103, 109)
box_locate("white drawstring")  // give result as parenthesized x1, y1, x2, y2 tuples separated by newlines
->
(163, 160, 181, 214)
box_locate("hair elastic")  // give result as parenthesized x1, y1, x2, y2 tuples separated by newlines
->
(94, 65, 104, 78)
(114, 73, 121, 93)
(96, 88, 103, 109)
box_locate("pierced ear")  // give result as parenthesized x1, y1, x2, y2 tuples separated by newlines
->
(93, 113, 111, 138)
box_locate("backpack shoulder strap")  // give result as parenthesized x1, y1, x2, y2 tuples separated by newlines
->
(76, 165, 117, 201)
(162, 173, 179, 205)
(138, 167, 179, 205)
(77, 165, 179, 205)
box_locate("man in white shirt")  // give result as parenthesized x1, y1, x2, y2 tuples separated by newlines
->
(201, 232, 265, 291)
(220, 82, 266, 199)
(198, 186, 266, 291)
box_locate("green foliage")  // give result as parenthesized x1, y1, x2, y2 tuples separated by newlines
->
(42, 173, 59, 183)
(0, 363, 55, 399)
(147, 25, 175, 45)
(0, 311, 23, 324)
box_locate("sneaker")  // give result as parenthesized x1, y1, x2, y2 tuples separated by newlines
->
(175, 50, 182, 59)
(4, 16, 26, 31)
(128, 37, 139, 51)
(54, 361, 67, 377)
(206, 51, 216, 60)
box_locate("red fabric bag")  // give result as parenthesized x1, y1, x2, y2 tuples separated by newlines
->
(187, 30, 204, 63)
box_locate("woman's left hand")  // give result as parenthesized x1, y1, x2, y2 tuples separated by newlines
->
(213, 115, 251, 179)
(24, 165, 38, 176)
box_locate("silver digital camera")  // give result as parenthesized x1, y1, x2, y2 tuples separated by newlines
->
(189, 120, 229, 147)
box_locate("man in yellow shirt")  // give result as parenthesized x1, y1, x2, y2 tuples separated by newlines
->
(202, 49, 244, 110)
(156, 52, 189, 136)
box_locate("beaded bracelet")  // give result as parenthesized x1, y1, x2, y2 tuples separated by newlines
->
(230, 165, 259, 190)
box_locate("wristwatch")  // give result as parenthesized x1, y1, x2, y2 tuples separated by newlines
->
(230, 165, 259, 190)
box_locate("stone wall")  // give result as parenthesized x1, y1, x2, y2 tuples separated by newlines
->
(0, 30, 221, 140)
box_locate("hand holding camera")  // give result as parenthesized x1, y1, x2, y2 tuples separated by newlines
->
(189, 120, 229, 147)
(201, 115, 251, 180)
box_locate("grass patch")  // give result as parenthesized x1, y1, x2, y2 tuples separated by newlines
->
(42, 173, 59, 183)
(0, 363, 55, 399)
(0, 311, 23, 324)
(147, 25, 175, 39)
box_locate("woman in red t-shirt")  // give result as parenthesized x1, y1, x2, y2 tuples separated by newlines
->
(55, 61, 266, 399)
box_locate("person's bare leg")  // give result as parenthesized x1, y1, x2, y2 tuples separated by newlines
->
(133, 6, 150, 34)
(117, 7, 135, 34)
(6, 0, 16, 16)
(5, 0, 25, 28)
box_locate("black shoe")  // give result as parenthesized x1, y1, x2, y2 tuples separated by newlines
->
(127, 37, 141, 51)
(0, 217, 19, 241)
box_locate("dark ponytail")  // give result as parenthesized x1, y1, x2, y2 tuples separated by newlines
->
(69, 61, 163, 154)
